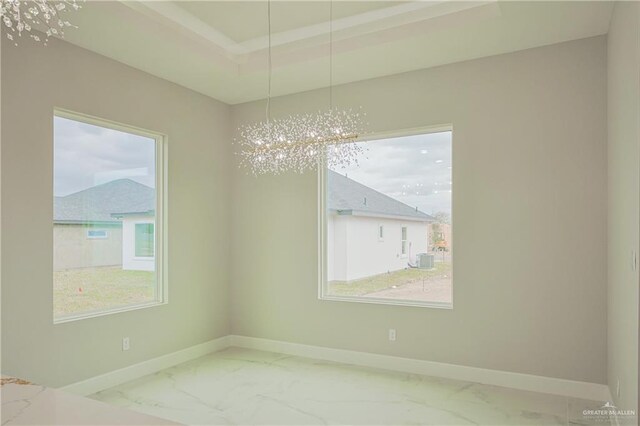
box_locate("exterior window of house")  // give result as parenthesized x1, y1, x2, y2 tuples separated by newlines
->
(401, 226, 408, 256)
(53, 110, 166, 323)
(87, 229, 108, 239)
(135, 223, 154, 257)
(320, 129, 453, 308)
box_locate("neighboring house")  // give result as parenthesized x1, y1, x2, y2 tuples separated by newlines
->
(111, 210, 155, 273)
(54, 179, 155, 272)
(428, 222, 452, 251)
(327, 170, 434, 282)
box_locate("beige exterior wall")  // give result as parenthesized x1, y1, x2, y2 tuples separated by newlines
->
(231, 37, 607, 384)
(53, 224, 122, 271)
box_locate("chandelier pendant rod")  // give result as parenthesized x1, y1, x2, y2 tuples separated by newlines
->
(266, 0, 272, 129)
(234, 0, 367, 175)
(329, 0, 333, 111)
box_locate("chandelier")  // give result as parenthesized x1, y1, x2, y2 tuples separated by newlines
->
(237, 108, 366, 174)
(236, 0, 367, 175)
(1, 0, 81, 45)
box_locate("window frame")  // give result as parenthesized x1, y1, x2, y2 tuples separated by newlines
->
(401, 225, 408, 257)
(134, 222, 155, 258)
(318, 124, 453, 310)
(53, 108, 168, 324)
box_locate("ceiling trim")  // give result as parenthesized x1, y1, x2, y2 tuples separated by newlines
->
(237, 0, 501, 73)
(122, 1, 249, 56)
(238, 1, 497, 53)
(122, 0, 498, 64)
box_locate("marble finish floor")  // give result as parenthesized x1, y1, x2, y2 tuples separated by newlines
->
(1, 377, 176, 425)
(91, 348, 610, 425)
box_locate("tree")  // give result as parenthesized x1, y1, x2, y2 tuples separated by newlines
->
(433, 211, 451, 224)
(431, 223, 442, 245)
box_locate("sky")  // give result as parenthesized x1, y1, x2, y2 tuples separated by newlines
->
(53, 116, 451, 215)
(330, 131, 452, 215)
(54, 116, 156, 197)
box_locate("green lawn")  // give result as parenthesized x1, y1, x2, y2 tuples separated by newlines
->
(53, 267, 155, 318)
(328, 262, 451, 297)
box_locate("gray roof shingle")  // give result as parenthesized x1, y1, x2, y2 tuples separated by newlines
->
(55, 174, 429, 224)
(328, 170, 434, 221)
(54, 179, 155, 224)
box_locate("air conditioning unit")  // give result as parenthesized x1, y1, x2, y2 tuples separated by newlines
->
(417, 253, 435, 269)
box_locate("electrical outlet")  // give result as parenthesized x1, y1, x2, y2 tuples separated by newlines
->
(388, 329, 396, 342)
(122, 337, 130, 351)
(616, 378, 620, 398)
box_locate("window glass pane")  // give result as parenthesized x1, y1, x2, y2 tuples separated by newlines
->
(135, 223, 154, 257)
(87, 229, 108, 239)
(53, 115, 160, 320)
(325, 131, 452, 306)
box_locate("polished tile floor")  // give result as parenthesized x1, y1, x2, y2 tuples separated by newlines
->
(91, 347, 610, 425)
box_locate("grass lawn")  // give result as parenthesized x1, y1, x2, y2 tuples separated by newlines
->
(328, 262, 452, 297)
(54, 266, 155, 318)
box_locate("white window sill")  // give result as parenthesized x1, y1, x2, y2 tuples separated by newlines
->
(53, 300, 166, 324)
(319, 294, 453, 310)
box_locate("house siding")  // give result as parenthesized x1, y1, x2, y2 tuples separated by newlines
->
(53, 224, 122, 271)
(328, 214, 428, 282)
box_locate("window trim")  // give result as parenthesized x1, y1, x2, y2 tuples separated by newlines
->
(318, 124, 453, 310)
(401, 225, 408, 258)
(53, 108, 169, 324)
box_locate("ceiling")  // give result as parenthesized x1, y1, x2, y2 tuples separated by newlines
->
(59, 1, 614, 105)
(174, 1, 404, 43)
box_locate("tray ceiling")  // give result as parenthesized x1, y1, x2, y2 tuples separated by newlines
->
(54, 1, 613, 104)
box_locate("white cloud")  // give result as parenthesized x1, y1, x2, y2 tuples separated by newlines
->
(54, 116, 156, 196)
(331, 131, 452, 214)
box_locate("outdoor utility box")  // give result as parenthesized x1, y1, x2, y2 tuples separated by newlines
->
(417, 253, 435, 269)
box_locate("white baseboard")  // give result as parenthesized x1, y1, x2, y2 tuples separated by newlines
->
(61, 333, 611, 403)
(61, 335, 232, 396)
(227, 335, 611, 402)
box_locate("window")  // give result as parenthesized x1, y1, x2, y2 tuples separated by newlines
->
(320, 129, 452, 308)
(401, 226, 408, 256)
(135, 223, 154, 257)
(87, 229, 108, 239)
(53, 110, 166, 323)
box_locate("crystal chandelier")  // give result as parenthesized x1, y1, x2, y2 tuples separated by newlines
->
(237, 108, 366, 174)
(236, 0, 367, 175)
(1, 0, 82, 45)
